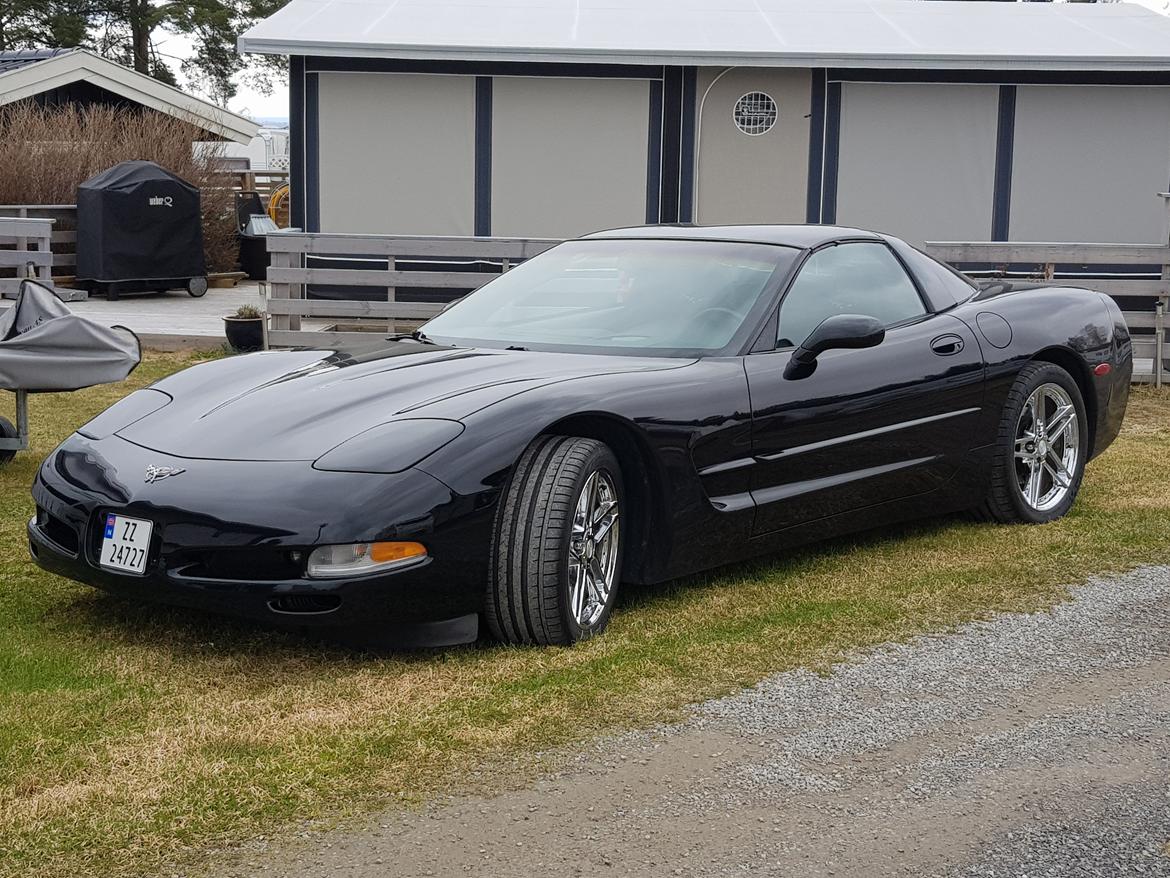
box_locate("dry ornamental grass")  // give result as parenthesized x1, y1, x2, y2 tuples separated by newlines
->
(0, 103, 237, 273)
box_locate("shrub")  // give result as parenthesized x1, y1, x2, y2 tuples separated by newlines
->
(231, 304, 262, 319)
(0, 103, 238, 273)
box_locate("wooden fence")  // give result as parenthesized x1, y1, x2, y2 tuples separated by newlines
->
(0, 205, 75, 278)
(0, 170, 288, 279)
(0, 216, 55, 297)
(264, 232, 559, 349)
(219, 168, 289, 204)
(924, 241, 1168, 386)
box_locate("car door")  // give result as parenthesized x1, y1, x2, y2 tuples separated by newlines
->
(744, 240, 984, 536)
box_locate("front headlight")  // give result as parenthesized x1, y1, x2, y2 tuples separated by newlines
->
(77, 389, 171, 439)
(312, 418, 464, 473)
(306, 541, 427, 578)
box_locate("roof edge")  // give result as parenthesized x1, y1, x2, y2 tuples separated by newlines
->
(0, 49, 259, 143)
(235, 38, 1170, 72)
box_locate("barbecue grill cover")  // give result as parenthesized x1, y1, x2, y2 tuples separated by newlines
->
(0, 281, 140, 392)
(76, 160, 206, 283)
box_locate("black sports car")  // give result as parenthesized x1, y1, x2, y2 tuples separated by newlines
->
(29, 226, 1132, 647)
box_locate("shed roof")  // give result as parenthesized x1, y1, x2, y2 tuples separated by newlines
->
(0, 48, 74, 74)
(238, 0, 1170, 72)
(0, 49, 258, 143)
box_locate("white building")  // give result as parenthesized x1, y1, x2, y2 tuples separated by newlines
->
(239, 0, 1170, 244)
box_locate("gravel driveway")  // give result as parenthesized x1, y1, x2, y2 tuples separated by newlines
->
(213, 566, 1170, 878)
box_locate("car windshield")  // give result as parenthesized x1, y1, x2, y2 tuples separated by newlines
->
(421, 238, 797, 356)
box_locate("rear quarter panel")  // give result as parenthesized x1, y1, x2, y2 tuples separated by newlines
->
(952, 283, 1128, 459)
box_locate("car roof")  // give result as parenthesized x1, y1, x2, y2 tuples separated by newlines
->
(582, 224, 883, 249)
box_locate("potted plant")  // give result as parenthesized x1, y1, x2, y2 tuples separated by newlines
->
(223, 304, 264, 352)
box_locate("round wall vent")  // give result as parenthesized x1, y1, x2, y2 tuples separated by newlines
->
(733, 92, 777, 136)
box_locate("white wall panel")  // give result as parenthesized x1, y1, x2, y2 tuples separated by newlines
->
(836, 83, 999, 246)
(491, 77, 649, 238)
(1010, 86, 1170, 244)
(317, 72, 476, 235)
(694, 67, 810, 225)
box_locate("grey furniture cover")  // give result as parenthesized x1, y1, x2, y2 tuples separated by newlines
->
(0, 280, 140, 392)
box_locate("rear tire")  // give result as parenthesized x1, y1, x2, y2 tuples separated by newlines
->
(186, 276, 209, 298)
(0, 416, 15, 466)
(486, 435, 624, 645)
(978, 362, 1087, 524)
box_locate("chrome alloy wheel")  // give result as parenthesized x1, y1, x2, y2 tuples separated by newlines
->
(1014, 382, 1080, 513)
(568, 470, 620, 628)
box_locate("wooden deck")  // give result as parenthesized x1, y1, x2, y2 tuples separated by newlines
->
(0, 282, 330, 349)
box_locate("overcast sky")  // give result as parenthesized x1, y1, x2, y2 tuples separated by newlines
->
(168, 0, 1170, 125)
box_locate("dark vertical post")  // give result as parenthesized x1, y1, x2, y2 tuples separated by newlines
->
(678, 67, 697, 223)
(305, 71, 320, 233)
(475, 76, 493, 237)
(661, 66, 683, 223)
(805, 70, 827, 224)
(646, 80, 664, 224)
(821, 80, 842, 225)
(289, 56, 306, 231)
(992, 85, 1017, 242)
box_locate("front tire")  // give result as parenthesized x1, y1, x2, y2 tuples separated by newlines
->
(487, 435, 624, 645)
(980, 362, 1087, 524)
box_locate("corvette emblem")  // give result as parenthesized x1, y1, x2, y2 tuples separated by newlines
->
(144, 464, 186, 484)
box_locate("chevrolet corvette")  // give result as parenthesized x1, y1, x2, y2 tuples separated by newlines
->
(29, 225, 1132, 646)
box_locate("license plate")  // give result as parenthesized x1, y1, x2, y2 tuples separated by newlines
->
(99, 514, 153, 575)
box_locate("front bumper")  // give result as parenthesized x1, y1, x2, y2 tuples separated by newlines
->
(29, 434, 494, 646)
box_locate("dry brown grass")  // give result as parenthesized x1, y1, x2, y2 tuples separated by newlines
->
(0, 368, 1168, 878)
(0, 103, 236, 272)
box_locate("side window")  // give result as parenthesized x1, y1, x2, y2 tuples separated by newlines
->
(777, 242, 926, 348)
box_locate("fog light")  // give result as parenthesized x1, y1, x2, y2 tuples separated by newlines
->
(306, 541, 427, 578)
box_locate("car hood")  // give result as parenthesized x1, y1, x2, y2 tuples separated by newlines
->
(117, 342, 691, 461)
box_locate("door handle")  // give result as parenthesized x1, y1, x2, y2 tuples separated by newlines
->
(930, 334, 965, 356)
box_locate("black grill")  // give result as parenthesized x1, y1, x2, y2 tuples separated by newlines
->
(36, 507, 80, 555)
(169, 548, 304, 582)
(268, 595, 342, 615)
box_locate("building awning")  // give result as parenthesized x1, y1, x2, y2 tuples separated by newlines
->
(238, 0, 1170, 72)
(0, 49, 258, 144)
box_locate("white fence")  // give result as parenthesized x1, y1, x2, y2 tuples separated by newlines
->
(0, 216, 55, 298)
(924, 241, 1168, 386)
(264, 232, 559, 349)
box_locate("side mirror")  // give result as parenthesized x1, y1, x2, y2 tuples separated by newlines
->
(783, 314, 885, 380)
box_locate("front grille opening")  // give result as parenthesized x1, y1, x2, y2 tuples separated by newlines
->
(268, 594, 342, 615)
(171, 548, 304, 582)
(36, 507, 80, 555)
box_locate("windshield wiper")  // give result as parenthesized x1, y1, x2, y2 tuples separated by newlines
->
(505, 345, 528, 351)
(387, 329, 438, 344)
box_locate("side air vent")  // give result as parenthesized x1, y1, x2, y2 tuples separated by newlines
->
(267, 594, 342, 615)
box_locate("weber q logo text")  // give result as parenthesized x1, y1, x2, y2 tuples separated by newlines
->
(149, 195, 174, 207)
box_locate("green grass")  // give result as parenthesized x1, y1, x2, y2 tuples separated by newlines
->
(2, 354, 1169, 878)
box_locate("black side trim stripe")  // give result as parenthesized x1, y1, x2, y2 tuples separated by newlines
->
(756, 407, 982, 462)
(753, 456, 939, 506)
(697, 457, 755, 477)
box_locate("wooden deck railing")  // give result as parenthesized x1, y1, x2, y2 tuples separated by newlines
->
(263, 232, 559, 349)
(925, 241, 1169, 386)
(0, 205, 75, 278)
(0, 216, 55, 297)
